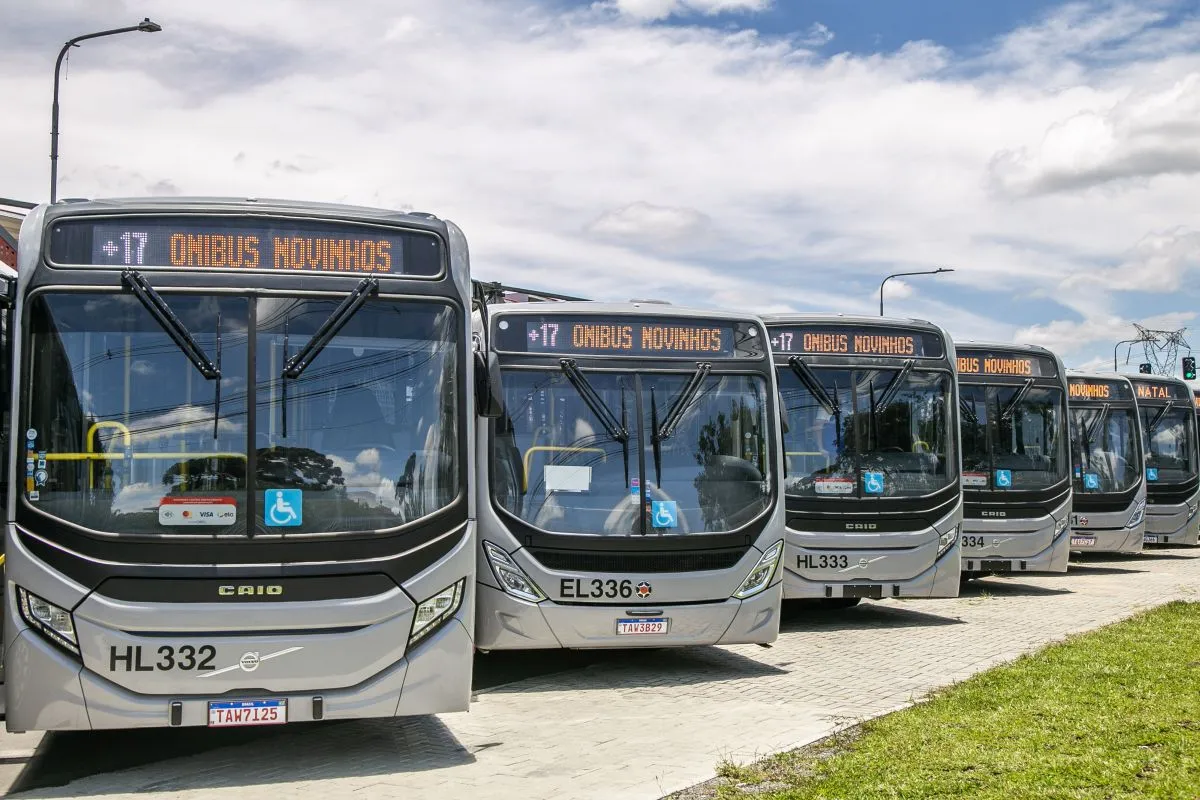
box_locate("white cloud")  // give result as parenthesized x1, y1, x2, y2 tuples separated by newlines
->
(586, 202, 710, 243)
(608, 0, 772, 22)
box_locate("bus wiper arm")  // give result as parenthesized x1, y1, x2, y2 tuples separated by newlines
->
(1083, 403, 1110, 442)
(656, 363, 712, 441)
(122, 270, 220, 380)
(282, 277, 379, 379)
(959, 397, 978, 424)
(559, 359, 629, 442)
(1147, 401, 1177, 434)
(788, 357, 839, 417)
(999, 378, 1035, 421)
(876, 359, 915, 411)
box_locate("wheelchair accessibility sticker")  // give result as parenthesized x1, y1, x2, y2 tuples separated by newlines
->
(994, 469, 1013, 488)
(651, 500, 678, 528)
(1083, 473, 1101, 490)
(862, 471, 885, 495)
(1146, 468, 1159, 482)
(265, 489, 303, 527)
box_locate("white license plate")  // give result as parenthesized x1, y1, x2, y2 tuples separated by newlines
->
(1070, 536, 1095, 547)
(208, 699, 287, 728)
(1144, 534, 1159, 543)
(616, 617, 669, 635)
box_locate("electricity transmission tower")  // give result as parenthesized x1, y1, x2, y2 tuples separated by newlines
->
(1114, 324, 1191, 375)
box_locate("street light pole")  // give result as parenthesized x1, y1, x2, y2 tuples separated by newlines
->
(1113, 339, 1139, 373)
(879, 268, 954, 316)
(50, 18, 162, 203)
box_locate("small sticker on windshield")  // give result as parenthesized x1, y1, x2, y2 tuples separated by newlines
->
(630, 478, 640, 504)
(1147, 468, 1159, 482)
(1083, 473, 1101, 491)
(265, 489, 303, 527)
(994, 469, 1013, 488)
(862, 472, 885, 495)
(814, 477, 855, 495)
(962, 472, 988, 487)
(651, 500, 678, 528)
(545, 465, 591, 493)
(25, 428, 36, 441)
(34, 469, 48, 486)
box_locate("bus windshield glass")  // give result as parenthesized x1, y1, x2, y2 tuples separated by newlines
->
(1139, 404, 1196, 484)
(491, 368, 772, 535)
(778, 366, 954, 498)
(960, 384, 1066, 490)
(24, 292, 459, 536)
(1070, 407, 1141, 494)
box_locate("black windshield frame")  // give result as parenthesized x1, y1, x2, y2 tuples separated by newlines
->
(959, 379, 1069, 494)
(1069, 402, 1142, 497)
(17, 287, 466, 541)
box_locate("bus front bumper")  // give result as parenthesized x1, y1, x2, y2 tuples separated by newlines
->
(4, 612, 473, 732)
(1144, 500, 1200, 546)
(1068, 526, 1144, 554)
(960, 516, 1070, 574)
(475, 582, 780, 650)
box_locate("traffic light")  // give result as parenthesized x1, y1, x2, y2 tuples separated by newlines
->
(1185, 356, 1197, 381)
(1139, 363, 1153, 374)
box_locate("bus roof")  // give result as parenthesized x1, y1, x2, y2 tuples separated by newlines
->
(955, 340, 1058, 357)
(761, 312, 941, 331)
(38, 196, 446, 226)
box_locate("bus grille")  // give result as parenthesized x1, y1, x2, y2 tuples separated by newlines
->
(526, 548, 748, 573)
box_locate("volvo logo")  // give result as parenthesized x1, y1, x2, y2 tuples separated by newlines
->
(198, 646, 304, 679)
(981, 511, 1007, 518)
(218, 585, 283, 597)
(239, 652, 261, 672)
(845, 523, 878, 530)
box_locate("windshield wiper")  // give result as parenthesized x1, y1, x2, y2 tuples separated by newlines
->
(559, 359, 629, 442)
(656, 363, 711, 441)
(651, 387, 662, 488)
(1147, 401, 1177, 435)
(122, 270, 220, 380)
(875, 359, 915, 411)
(1083, 403, 1110, 443)
(999, 378, 1035, 421)
(212, 312, 223, 441)
(959, 397, 979, 424)
(282, 277, 379, 379)
(788, 357, 839, 417)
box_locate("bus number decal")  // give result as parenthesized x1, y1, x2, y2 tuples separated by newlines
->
(799, 555, 850, 569)
(560, 578, 635, 599)
(109, 644, 217, 672)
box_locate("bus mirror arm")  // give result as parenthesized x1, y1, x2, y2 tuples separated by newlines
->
(476, 350, 504, 418)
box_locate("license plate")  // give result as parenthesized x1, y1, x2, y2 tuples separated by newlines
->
(1144, 534, 1159, 543)
(843, 584, 883, 599)
(616, 618, 668, 635)
(207, 699, 287, 728)
(1070, 536, 1095, 547)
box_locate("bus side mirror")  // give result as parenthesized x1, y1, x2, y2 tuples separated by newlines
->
(0, 274, 14, 308)
(475, 350, 504, 418)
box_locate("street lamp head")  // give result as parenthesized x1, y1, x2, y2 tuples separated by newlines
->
(934, 267, 954, 274)
(137, 18, 162, 33)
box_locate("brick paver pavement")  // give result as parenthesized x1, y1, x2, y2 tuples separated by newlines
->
(4, 548, 1197, 799)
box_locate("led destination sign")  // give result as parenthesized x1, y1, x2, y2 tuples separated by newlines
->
(1068, 378, 1133, 402)
(48, 216, 441, 275)
(494, 314, 758, 358)
(1131, 379, 1192, 402)
(767, 326, 944, 359)
(956, 350, 1058, 378)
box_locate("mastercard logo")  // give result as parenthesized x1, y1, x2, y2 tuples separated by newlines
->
(182, 510, 192, 518)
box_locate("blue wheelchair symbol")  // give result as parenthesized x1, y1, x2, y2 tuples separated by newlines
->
(995, 469, 1013, 488)
(265, 489, 303, 527)
(862, 471, 885, 495)
(1146, 468, 1159, 482)
(651, 500, 678, 528)
(1083, 473, 1101, 491)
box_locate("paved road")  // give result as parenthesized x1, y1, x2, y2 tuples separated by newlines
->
(2, 547, 1197, 799)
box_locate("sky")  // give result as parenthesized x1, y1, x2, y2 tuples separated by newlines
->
(3, 0, 1200, 376)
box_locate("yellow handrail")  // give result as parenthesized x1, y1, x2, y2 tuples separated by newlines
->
(85, 421, 132, 490)
(522, 446, 607, 492)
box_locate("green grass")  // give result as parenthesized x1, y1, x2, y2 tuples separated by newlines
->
(711, 601, 1200, 800)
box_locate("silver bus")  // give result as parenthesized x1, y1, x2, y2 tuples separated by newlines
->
(956, 343, 1071, 576)
(763, 314, 962, 605)
(6, 197, 480, 731)
(475, 302, 785, 648)
(1129, 374, 1200, 546)
(1065, 373, 1145, 552)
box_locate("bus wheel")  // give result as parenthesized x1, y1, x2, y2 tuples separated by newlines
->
(961, 571, 982, 582)
(819, 597, 861, 609)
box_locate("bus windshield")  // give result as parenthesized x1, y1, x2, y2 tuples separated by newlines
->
(491, 368, 772, 535)
(778, 366, 954, 499)
(1139, 404, 1196, 485)
(1070, 406, 1141, 494)
(24, 292, 459, 536)
(960, 384, 1067, 490)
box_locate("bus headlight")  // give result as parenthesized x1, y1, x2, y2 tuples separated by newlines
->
(733, 540, 783, 600)
(1187, 502, 1198, 522)
(1126, 499, 1146, 529)
(1053, 516, 1069, 538)
(937, 526, 959, 558)
(16, 587, 79, 655)
(408, 579, 465, 648)
(483, 541, 546, 603)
